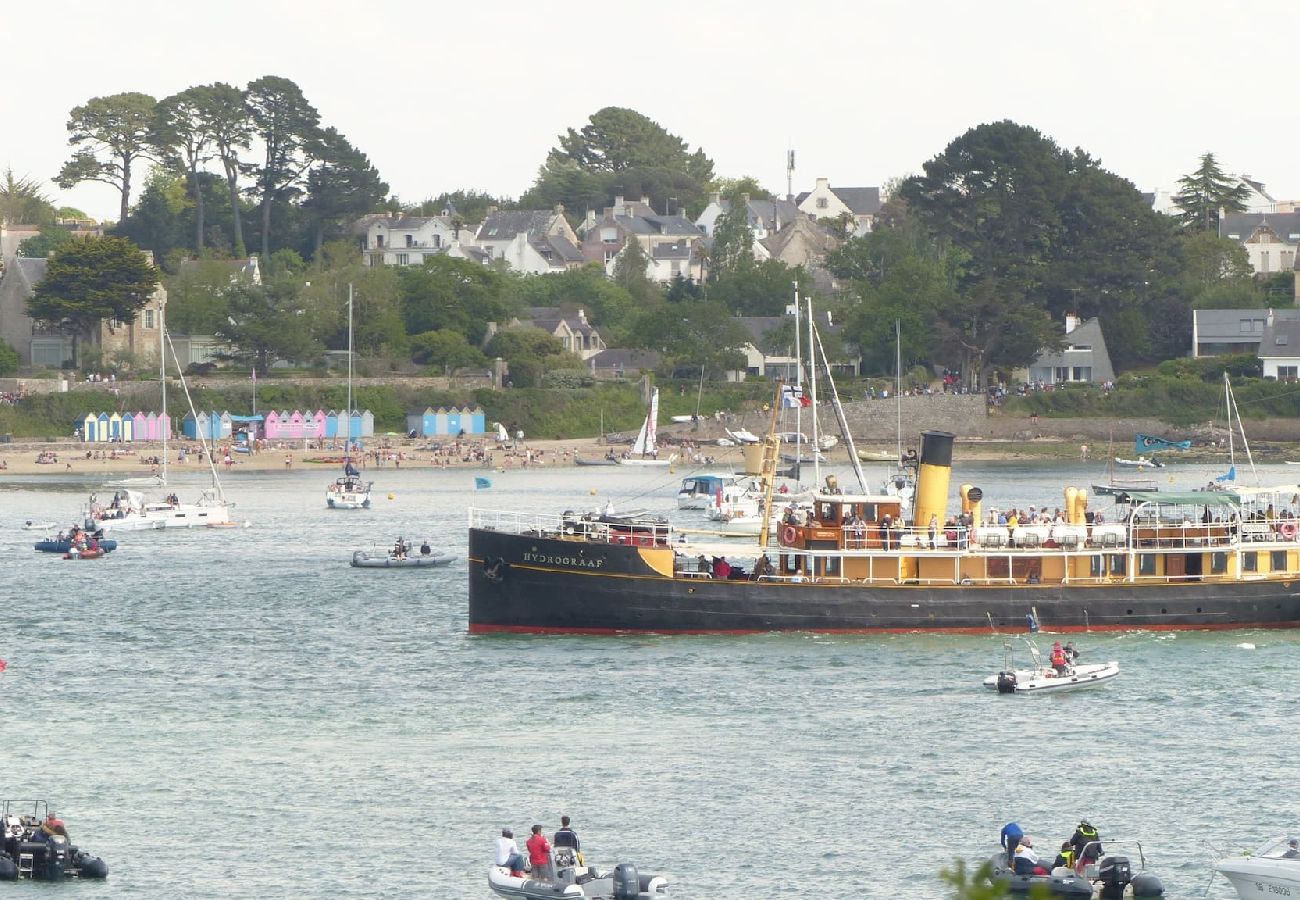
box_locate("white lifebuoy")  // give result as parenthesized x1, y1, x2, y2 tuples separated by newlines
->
(782, 524, 798, 544)
(1281, 522, 1297, 540)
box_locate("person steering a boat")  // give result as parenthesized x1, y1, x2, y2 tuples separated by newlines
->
(392, 538, 407, 560)
(32, 813, 68, 844)
(1069, 820, 1102, 867)
(420, 540, 432, 556)
(1050, 642, 1070, 675)
(1283, 838, 1299, 858)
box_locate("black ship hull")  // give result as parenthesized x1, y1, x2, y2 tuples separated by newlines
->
(469, 528, 1300, 634)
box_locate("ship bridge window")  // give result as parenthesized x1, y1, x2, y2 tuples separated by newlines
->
(1090, 555, 1104, 577)
(1211, 552, 1227, 574)
(1243, 552, 1258, 572)
(1138, 554, 1157, 576)
(820, 502, 837, 522)
(1109, 554, 1126, 576)
(1270, 550, 1287, 571)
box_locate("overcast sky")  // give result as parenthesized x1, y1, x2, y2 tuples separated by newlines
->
(4, 0, 1295, 223)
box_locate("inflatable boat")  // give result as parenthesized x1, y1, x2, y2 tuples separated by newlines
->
(351, 549, 456, 568)
(35, 533, 117, 554)
(983, 638, 1119, 694)
(0, 802, 107, 880)
(488, 847, 667, 899)
(989, 843, 1163, 897)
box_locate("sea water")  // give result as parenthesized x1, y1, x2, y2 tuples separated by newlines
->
(1, 459, 1294, 898)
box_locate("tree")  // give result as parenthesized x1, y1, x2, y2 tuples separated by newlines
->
(626, 298, 748, 376)
(1172, 153, 1251, 232)
(708, 193, 756, 283)
(398, 256, 519, 344)
(0, 340, 18, 376)
(0, 168, 57, 226)
(513, 265, 639, 341)
(17, 226, 75, 258)
(302, 127, 388, 255)
(193, 82, 253, 256)
(408, 189, 504, 224)
(409, 329, 488, 373)
(711, 176, 774, 201)
(56, 92, 158, 224)
(708, 259, 807, 317)
(153, 87, 218, 251)
(245, 75, 321, 260)
(215, 280, 325, 371)
(485, 327, 572, 388)
(26, 235, 158, 366)
(525, 107, 714, 215)
(611, 235, 659, 307)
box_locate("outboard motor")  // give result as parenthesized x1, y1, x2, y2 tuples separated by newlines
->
(0, 856, 17, 880)
(1097, 855, 1132, 900)
(75, 851, 109, 879)
(612, 863, 639, 900)
(996, 671, 1018, 693)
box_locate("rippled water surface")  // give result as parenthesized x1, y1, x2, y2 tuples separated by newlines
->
(1, 459, 1296, 898)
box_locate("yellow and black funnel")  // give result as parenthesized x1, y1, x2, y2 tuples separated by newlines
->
(912, 431, 955, 528)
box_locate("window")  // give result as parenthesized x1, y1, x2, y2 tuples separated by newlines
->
(1138, 554, 1157, 576)
(144, 309, 156, 329)
(601, 228, 619, 244)
(433, 235, 442, 248)
(1211, 552, 1227, 574)
(1261, 252, 1271, 273)
(1277, 335, 1290, 346)
(1279, 366, 1298, 381)
(1072, 367, 1091, 381)
(376, 234, 384, 248)
(816, 197, 828, 210)
(1090, 555, 1104, 577)
(405, 234, 414, 247)
(396, 253, 409, 265)
(1271, 550, 1287, 571)
(1243, 552, 1258, 572)
(1109, 554, 1126, 575)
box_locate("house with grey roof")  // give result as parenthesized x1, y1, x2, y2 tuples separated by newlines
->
(695, 192, 802, 240)
(580, 197, 706, 282)
(1219, 212, 1300, 276)
(356, 212, 472, 267)
(1190, 308, 1300, 357)
(475, 207, 584, 275)
(795, 177, 882, 236)
(587, 347, 662, 379)
(1257, 309, 1300, 380)
(483, 307, 606, 361)
(1025, 315, 1113, 385)
(732, 308, 858, 381)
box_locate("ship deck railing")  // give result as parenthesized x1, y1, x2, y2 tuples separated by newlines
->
(469, 507, 672, 544)
(819, 521, 1299, 553)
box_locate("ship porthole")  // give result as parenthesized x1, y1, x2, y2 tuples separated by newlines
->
(1196, 607, 1202, 613)
(1160, 607, 1167, 614)
(1126, 609, 1133, 615)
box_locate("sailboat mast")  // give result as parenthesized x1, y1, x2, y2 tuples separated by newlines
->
(807, 290, 820, 485)
(346, 284, 354, 453)
(895, 319, 903, 465)
(160, 291, 167, 485)
(792, 282, 802, 465)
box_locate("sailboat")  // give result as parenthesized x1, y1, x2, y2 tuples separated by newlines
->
(88, 302, 236, 532)
(326, 286, 373, 509)
(617, 388, 677, 467)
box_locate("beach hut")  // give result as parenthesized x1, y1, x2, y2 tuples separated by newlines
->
(264, 410, 282, 440)
(287, 410, 306, 439)
(80, 412, 100, 442)
(406, 407, 432, 437)
(446, 408, 462, 436)
(120, 415, 134, 443)
(467, 407, 486, 435)
(107, 412, 124, 441)
(433, 407, 449, 436)
(217, 411, 233, 440)
(359, 409, 374, 437)
(132, 411, 149, 440)
(182, 412, 198, 439)
(96, 412, 111, 442)
(309, 409, 327, 439)
(158, 413, 172, 442)
(324, 410, 340, 439)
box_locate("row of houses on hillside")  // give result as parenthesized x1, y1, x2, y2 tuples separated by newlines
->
(354, 177, 882, 284)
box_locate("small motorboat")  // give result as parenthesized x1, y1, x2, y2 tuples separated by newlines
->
(1216, 837, 1300, 898)
(35, 533, 117, 554)
(63, 548, 107, 560)
(488, 846, 667, 899)
(1113, 456, 1164, 469)
(989, 843, 1163, 897)
(574, 455, 620, 467)
(0, 801, 108, 881)
(351, 548, 456, 569)
(984, 638, 1119, 694)
(20, 521, 56, 531)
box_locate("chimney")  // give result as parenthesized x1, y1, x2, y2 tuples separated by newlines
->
(552, 203, 565, 215)
(584, 209, 596, 231)
(641, 195, 650, 207)
(613, 195, 624, 216)
(710, 191, 721, 207)
(1064, 313, 1079, 334)
(815, 177, 829, 190)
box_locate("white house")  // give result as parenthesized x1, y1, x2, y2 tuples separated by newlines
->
(1257, 310, 1300, 380)
(356, 213, 470, 267)
(695, 192, 801, 240)
(473, 208, 585, 275)
(581, 197, 706, 282)
(794, 177, 882, 236)
(1219, 212, 1300, 276)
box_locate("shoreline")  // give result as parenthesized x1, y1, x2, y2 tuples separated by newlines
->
(0, 434, 1291, 478)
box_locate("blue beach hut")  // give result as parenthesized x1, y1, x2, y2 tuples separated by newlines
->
(468, 408, 486, 435)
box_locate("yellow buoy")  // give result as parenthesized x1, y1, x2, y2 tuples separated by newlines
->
(589, 488, 597, 496)
(387, 492, 396, 500)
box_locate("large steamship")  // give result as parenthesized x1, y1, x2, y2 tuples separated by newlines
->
(468, 431, 1300, 634)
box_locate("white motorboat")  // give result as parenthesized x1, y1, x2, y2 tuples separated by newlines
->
(90, 488, 230, 532)
(1114, 456, 1163, 469)
(677, 473, 744, 510)
(21, 521, 56, 531)
(488, 846, 668, 899)
(618, 388, 677, 467)
(1216, 837, 1300, 898)
(984, 638, 1120, 694)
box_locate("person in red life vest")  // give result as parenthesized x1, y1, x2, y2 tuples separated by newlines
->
(526, 824, 554, 882)
(1050, 641, 1069, 675)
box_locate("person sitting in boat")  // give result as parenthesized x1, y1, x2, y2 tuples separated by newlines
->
(420, 540, 432, 556)
(1069, 820, 1102, 867)
(495, 828, 527, 878)
(32, 813, 68, 843)
(1283, 838, 1299, 858)
(1063, 642, 1079, 663)
(1049, 642, 1070, 675)
(393, 538, 407, 560)
(1052, 841, 1076, 871)
(1013, 836, 1047, 875)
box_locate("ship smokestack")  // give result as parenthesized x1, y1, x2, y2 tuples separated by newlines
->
(960, 483, 982, 533)
(912, 431, 955, 529)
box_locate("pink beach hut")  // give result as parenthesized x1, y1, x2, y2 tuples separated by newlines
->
(132, 412, 149, 441)
(264, 410, 283, 440)
(309, 409, 327, 438)
(287, 410, 306, 439)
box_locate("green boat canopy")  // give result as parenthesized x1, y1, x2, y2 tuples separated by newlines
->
(1118, 490, 1240, 507)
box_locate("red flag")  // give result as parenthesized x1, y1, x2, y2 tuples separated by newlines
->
(800, 395, 812, 407)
